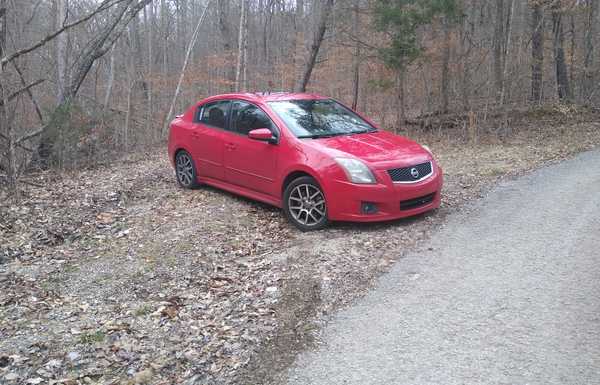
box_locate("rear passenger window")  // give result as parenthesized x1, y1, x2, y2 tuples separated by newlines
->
(230, 101, 277, 136)
(198, 101, 230, 129)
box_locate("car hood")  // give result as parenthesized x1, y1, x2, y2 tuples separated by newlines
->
(303, 130, 431, 168)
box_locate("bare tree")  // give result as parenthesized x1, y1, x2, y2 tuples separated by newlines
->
(56, 0, 68, 103)
(217, 0, 235, 90)
(531, 1, 544, 103)
(235, 0, 248, 91)
(296, 0, 334, 92)
(2, 0, 600, 191)
(551, 1, 572, 101)
(351, 0, 360, 110)
(163, 0, 213, 135)
(493, 0, 505, 102)
(441, 16, 451, 113)
(0, 0, 119, 68)
(583, 0, 596, 101)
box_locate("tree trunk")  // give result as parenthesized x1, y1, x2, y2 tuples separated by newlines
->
(531, 3, 544, 104)
(500, 0, 514, 104)
(458, 0, 471, 111)
(583, 0, 596, 101)
(146, 3, 154, 136)
(177, 0, 188, 59)
(293, 0, 304, 89)
(235, 0, 247, 91)
(493, 0, 505, 102)
(161, 0, 168, 96)
(395, 69, 405, 133)
(56, 0, 68, 103)
(217, 0, 235, 90)
(441, 17, 451, 113)
(0, 0, 15, 192)
(351, 0, 360, 110)
(551, 5, 572, 102)
(102, 45, 115, 120)
(296, 0, 334, 92)
(242, 3, 248, 91)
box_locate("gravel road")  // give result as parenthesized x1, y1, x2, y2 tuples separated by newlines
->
(286, 150, 600, 385)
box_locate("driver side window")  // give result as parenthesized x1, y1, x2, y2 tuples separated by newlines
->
(230, 101, 277, 136)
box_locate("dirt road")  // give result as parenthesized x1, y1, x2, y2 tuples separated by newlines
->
(286, 150, 600, 385)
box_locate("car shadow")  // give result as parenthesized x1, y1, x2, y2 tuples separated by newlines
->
(194, 183, 441, 233)
(328, 209, 439, 232)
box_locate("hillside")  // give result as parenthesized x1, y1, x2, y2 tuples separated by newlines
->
(1, 115, 600, 384)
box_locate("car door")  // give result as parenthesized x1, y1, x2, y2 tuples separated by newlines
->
(191, 100, 231, 181)
(223, 100, 279, 196)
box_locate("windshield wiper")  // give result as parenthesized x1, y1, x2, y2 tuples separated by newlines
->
(297, 132, 348, 139)
(352, 128, 378, 134)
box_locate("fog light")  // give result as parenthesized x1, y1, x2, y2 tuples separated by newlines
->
(361, 202, 378, 214)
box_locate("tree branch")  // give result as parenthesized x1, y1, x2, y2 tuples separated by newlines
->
(0, 0, 125, 67)
(0, 79, 45, 107)
(16, 125, 47, 145)
(12, 62, 44, 124)
(68, 0, 152, 100)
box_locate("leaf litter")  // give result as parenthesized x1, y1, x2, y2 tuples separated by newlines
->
(1, 117, 599, 384)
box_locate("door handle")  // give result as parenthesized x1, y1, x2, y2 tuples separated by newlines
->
(225, 143, 236, 150)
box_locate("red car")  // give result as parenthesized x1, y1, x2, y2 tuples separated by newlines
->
(168, 93, 442, 231)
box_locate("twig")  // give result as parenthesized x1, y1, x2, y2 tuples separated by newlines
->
(19, 179, 44, 188)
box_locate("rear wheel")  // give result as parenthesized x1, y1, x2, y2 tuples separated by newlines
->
(175, 150, 199, 189)
(283, 176, 329, 231)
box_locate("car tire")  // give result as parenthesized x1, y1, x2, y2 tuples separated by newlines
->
(283, 176, 329, 231)
(175, 150, 200, 189)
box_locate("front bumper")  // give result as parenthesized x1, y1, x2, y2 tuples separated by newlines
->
(325, 166, 443, 222)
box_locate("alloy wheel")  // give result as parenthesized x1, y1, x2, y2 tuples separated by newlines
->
(287, 183, 327, 227)
(176, 152, 195, 187)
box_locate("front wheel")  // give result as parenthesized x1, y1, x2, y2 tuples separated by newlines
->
(283, 176, 329, 231)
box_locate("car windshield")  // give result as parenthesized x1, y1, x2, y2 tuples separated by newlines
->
(267, 99, 376, 139)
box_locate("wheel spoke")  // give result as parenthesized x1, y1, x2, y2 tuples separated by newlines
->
(309, 190, 321, 200)
(296, 210, 305, 224)
(313, 207, 325, 216)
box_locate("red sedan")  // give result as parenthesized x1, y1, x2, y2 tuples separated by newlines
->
(168, 93, 442, 231)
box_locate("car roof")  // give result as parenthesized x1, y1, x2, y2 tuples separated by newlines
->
(201, 92, 329, 104)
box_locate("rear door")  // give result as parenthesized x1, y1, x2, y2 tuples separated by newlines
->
(191, 100, 231, 181)
(223, 101, 280, 196)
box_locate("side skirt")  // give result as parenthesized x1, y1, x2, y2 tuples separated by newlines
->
(199, 177, 283, 208)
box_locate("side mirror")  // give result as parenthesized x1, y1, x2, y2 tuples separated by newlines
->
(248, 128, 277, 144)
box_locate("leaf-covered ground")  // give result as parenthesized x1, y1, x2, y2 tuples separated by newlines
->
(1, 113, 599, 385)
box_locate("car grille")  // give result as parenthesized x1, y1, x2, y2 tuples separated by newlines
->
(400, 193, 436, 211)
(387, 162, 432, 183)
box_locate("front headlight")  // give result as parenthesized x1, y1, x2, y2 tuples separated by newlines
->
(335, 158, 376, 184)
(421, 145, 432, 154)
